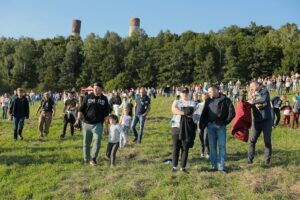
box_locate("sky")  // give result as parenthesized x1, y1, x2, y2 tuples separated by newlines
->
(0, 0, 299, 39)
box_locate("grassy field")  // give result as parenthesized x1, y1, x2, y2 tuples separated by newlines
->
(0, 94, 299, 200)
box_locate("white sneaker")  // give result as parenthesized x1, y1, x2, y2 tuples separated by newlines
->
(200, 153, 204, 158)
(206, 154, 210, 159)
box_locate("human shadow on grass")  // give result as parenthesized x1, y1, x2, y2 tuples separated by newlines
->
(146, 116, 170, 122)
(0, 144, 82, 153)
(225, 148, 300, 168)
(0, 153, 80, 166)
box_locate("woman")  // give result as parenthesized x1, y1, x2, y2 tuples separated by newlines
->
(171, 87, 197, 173)
(1, 93, 10, 120)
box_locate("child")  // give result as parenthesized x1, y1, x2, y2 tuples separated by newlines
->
(194, 93, 210, 159)
(292, 96, 300, 129)
(119, 106, 131, 148)
(281, 101, 292, 127)
(106, 114, 127, 167)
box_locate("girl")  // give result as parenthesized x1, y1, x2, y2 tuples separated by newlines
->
(281, 101, 292, 127)
(106, 114, 127, 167)
(292, 97, 300, 129)
(1, 93, 10, 120)
(119, 106, 131, 148)
(194, 93, 210, 159)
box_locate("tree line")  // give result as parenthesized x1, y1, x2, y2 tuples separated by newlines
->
(0, 22, 299, 93)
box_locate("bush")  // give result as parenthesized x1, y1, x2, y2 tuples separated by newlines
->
(105, 72, 134, 91)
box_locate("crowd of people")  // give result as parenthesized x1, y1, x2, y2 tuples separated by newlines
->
(0, 72, 300, 172)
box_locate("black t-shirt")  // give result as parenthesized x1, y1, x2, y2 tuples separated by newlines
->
(127, 103, 133, 117)
(41, 99, 55, 113)
(135, 95, 151, 115)
(79, 93, 109, 124)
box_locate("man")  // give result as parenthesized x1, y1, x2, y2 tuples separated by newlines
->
(36, 92, 55, 137)
(247, 81, 273, 167)
(61, 91, 78, 138)
(131, 87, 151, 144)
(75, 82, 110, 166)
(9, 88, 30, 140)
(271, 95, 285, 128)
(200, 85, 235, 172)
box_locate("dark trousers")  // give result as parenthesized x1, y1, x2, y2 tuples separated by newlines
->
(273, 108, 281, 126)
(282, 115, 291, 126)
(199, 128, 210, 155)
(13, 116, 25, 140)
(292, 113, 299, 128)
(106, 142, 119, 166)
(62, 114, 75, 136)
(172, 127, 189, 169)
(248, 119, 272, 164)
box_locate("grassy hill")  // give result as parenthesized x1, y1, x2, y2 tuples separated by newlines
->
(0, 94, 299, 200)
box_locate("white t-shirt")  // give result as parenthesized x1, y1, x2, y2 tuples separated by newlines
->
(121, 114, 131, 128)
(171, 99, 197, 128)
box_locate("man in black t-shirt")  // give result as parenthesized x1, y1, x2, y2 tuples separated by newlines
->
(36, 92, 56, 137)
(75, 82, 110, 166)
(131, 87, 151, 144)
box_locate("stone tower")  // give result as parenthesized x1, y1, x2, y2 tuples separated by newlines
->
(71, 19, 81, 36)
(129, 17, 140, 37)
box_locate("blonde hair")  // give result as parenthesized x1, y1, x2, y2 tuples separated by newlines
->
(17, 88, 24, 93)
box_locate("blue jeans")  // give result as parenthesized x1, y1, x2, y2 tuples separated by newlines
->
(277, 86, 282, 96)
(13, 116, 25, 131)
(207, 122, 226, 170)
(13, 116, 25, 139)
(131, 115, 146, 143)
(2, 106, 8, 120)
(82, 122, 103, 161)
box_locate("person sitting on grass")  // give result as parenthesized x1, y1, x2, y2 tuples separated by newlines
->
(105, 114, 127, 167)
(281, 101, 292, 127)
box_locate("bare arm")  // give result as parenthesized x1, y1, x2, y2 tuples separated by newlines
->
(171, 101, 184, 115)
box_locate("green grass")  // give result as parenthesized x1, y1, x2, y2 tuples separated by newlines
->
(0, 93, 299, 200)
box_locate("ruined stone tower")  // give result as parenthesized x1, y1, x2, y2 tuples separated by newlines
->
(129, 17, 140, 37)
(71, 19, 81, 36)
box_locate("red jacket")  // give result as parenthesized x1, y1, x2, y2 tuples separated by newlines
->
(231, 101, 252, 142)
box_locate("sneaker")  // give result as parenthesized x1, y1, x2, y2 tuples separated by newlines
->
(19, 135, 23, 140)
(205, 154, 210, 159)
(180, 168, 188, 173)
(218, 168, 227, 173)
(200, 153, 204, 158)
(83, 160, 90, 164)
(247, 160, 253, 165)
(89, 158, 97, 166)
(172, 167, 177, 173)
(207, 167, 217, 172)
(264, 162, 271, 168)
